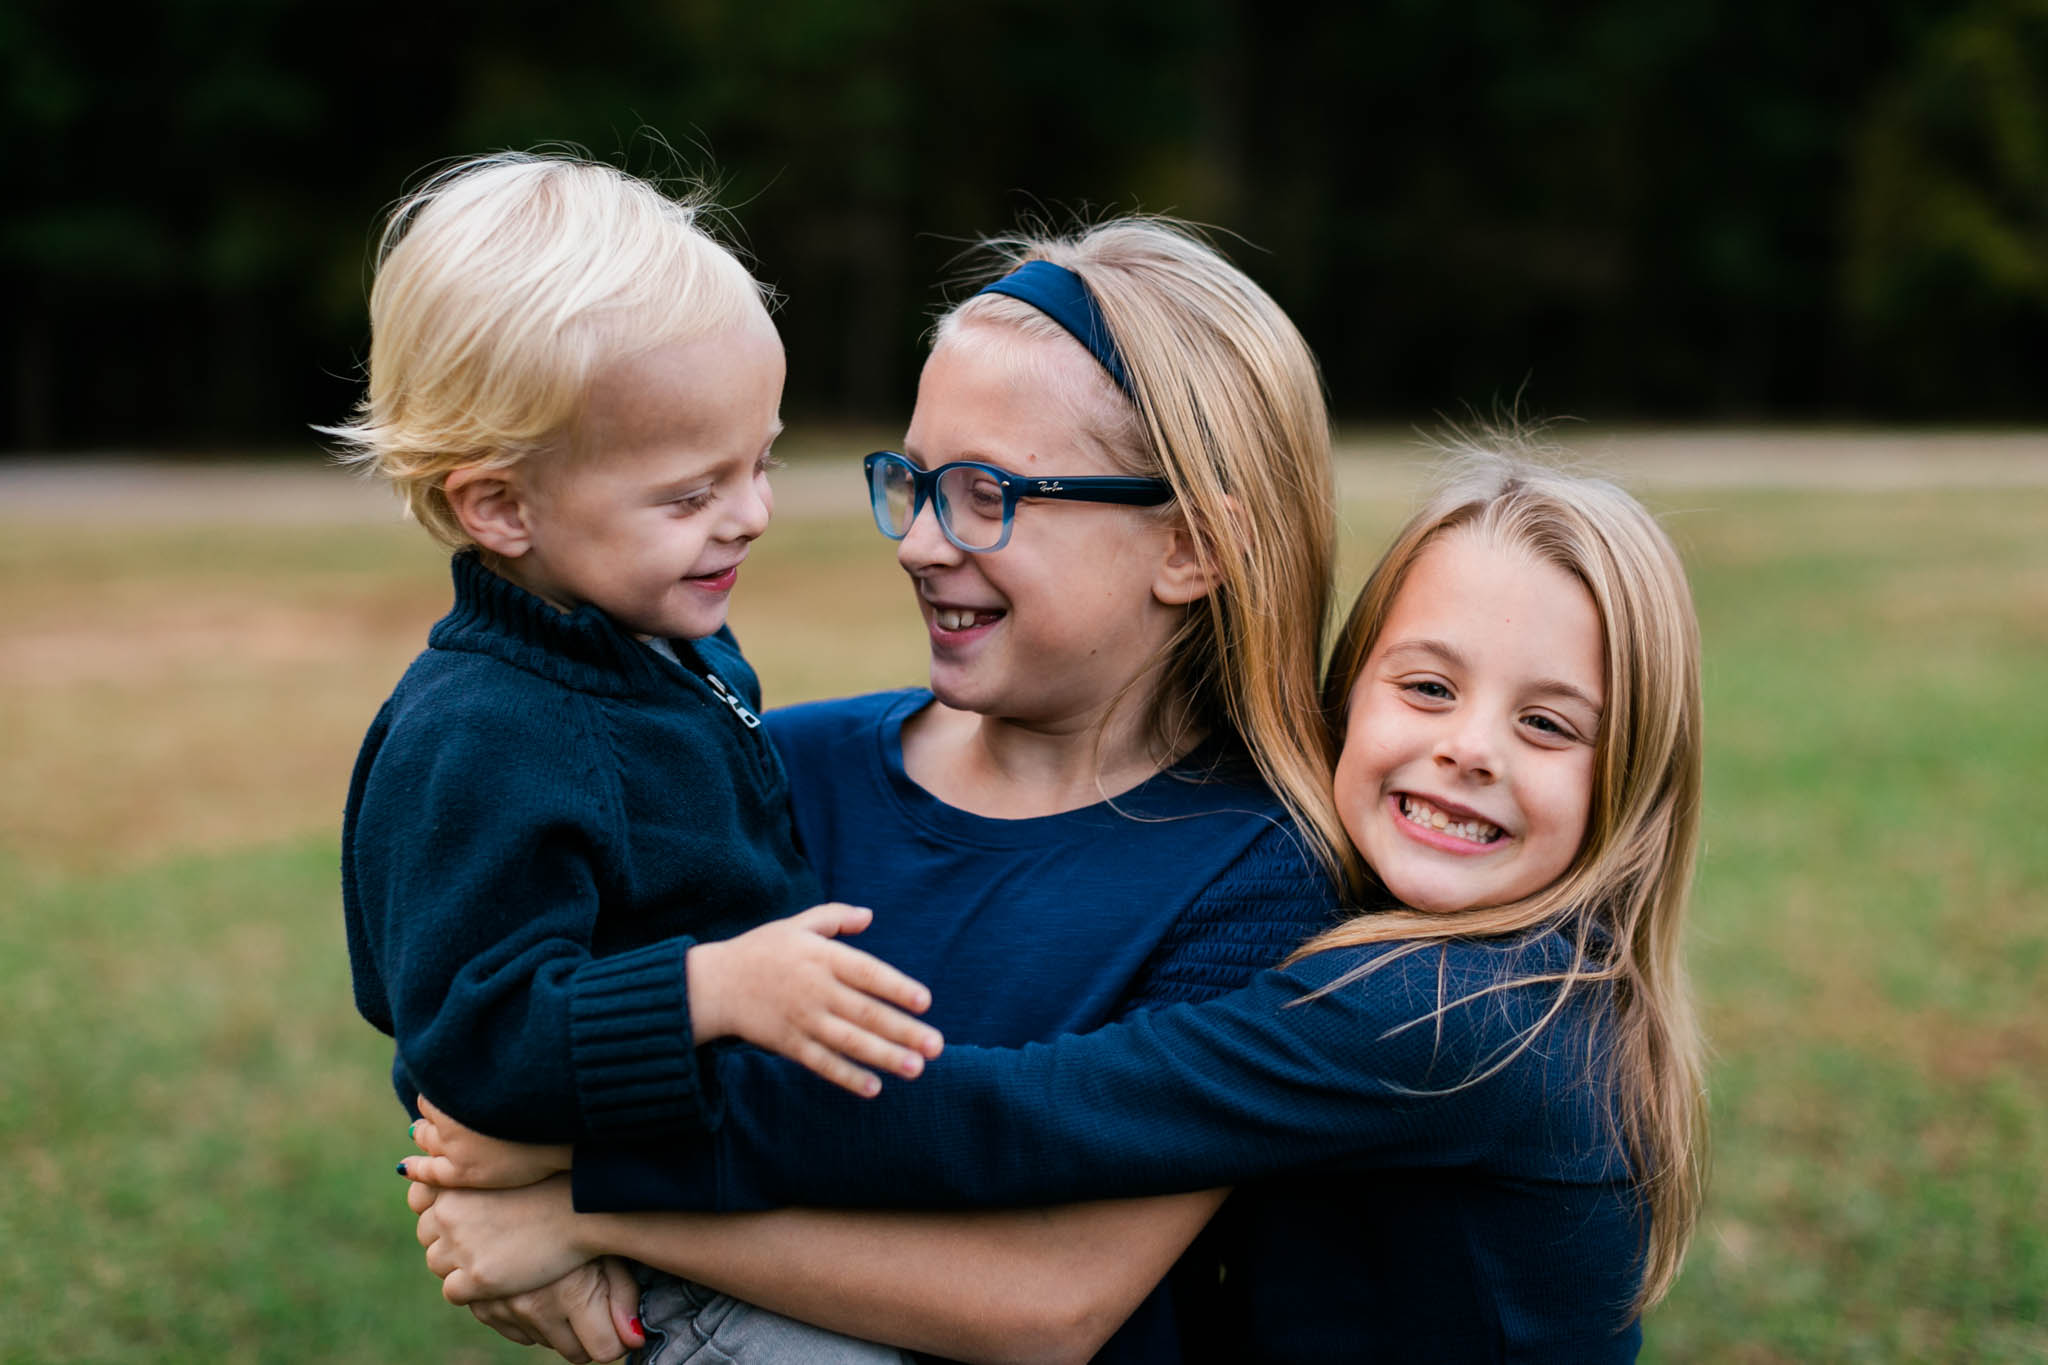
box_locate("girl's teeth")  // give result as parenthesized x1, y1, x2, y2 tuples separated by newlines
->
(1399, 796, 1502, 845)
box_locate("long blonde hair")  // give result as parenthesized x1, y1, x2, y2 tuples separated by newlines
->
(324, 151, 766, 548)
(935, 218, 1360, 895)
(1296, 447, 1707, 1310)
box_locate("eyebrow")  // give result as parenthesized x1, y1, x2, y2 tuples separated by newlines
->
(1381, 638, 1603, 716)
(901, 438, 1056, 473)
(1529, 677, 1604, 718)
(1381, 638, 1469, 670)
(900, 446, 1004, 471)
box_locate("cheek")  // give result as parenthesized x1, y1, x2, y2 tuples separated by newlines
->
(1335, 695, 1406, 786)
(1331, 736, 1387, 846)
(1534, 759, 1597, 864)
(987, 546, 1071, 616)
(1039, 519, 1151, 598)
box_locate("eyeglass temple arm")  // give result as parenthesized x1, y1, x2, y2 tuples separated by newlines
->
(1018, 477, 1174, 507)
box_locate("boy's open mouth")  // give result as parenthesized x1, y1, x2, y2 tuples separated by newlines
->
(1398, 794, 1505, 846)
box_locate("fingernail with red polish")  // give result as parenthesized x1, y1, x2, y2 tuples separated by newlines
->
(630, 1317, 643, 1338)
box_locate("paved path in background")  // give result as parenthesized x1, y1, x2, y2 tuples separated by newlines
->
(5, 431, 2048, 523)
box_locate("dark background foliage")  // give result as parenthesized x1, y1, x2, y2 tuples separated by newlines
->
(6, 0, 2046, 450)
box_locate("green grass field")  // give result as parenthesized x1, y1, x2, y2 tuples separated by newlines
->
(1, 460, 2043, 1361)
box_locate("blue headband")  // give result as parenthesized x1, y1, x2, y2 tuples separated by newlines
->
(975, 260, 1134, 399)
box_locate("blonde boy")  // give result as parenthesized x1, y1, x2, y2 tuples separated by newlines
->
(331, 154, 934, 1361)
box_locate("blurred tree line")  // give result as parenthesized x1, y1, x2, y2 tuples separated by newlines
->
(4, 0, 2046, 451)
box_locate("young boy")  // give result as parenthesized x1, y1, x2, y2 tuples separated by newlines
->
(331, 153, 935, 1362)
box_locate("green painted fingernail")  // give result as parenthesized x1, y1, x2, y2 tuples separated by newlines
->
(409, 1120, 419, 1140)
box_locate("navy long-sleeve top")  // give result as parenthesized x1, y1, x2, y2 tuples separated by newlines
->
(577, 928, 1646, 1363)
(579, 688, 1345, 1363)
(768, 690, 1345, 1033)
(341, 553, 821, 1143)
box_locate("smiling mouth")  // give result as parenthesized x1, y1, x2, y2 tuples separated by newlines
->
(1398, 794, 1505, 846)
(931, 607, 1005, 631)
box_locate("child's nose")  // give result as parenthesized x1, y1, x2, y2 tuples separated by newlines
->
(725, 471, 773, 540)
(895, 498, 963, 572)
(1433, 722, 1500, 783)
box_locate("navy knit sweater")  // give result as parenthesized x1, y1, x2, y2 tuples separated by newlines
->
(577, 931, 1645, 1363)
(341, 553, 821, 1143)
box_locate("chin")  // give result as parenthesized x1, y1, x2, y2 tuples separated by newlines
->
(924, 671, 987, 714)
(1375, 869, 1485, 915)
(927, 657, 1027, 712)
(1394, 890, 1473, 915)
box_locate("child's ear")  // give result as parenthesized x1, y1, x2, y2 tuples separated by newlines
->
(444, 465, 534, 558)
(1152, 508, 1229, 607)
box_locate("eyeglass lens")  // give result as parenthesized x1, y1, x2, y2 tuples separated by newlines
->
(871, 460, 1008, 550)
(872, 458, 918, 536)
(935, 467, 1006, 549)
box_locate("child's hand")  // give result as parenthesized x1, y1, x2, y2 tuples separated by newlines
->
(400, 1093, 573, 1188)
(688, 903, 944, 1097)
(465, 1257, 644, 1364)
(411, 1173, 597, 1303)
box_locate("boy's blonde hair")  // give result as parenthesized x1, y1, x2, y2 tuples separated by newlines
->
(937, 219, 1358, 896)
(1298, 445, 1707, 1311)
(326, 152, 767, 548)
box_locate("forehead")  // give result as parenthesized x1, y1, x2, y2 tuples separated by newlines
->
(574, 308, 784, 459)
(1377, 530, 1605, 692)
(905, 325, 1124, 473)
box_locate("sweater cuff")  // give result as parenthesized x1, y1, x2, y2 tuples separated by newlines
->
(566, 938, 722, 1136)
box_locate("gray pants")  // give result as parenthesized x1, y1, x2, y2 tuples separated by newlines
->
(632, 1268, 914, 1365)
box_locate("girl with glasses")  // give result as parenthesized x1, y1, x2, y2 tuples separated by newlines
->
(407, 216, 1359, 1363)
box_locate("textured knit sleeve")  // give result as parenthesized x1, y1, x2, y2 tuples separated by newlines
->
(1113, 819, 1342, 1014)
(345, 670, 711, 1143)
(573, 934, 1618, 1213)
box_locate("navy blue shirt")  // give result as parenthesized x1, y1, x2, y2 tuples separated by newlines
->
(341, 553, 821, 1143)
(769, 690, 1342, 1036)
(581, 929, 1645, 1363)
(580, 688, 1343, 1363)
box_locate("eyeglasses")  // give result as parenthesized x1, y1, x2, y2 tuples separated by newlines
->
(862, 450, 1173, 553)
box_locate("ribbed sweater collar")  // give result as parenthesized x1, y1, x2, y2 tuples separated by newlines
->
(427, 551, 686, 699)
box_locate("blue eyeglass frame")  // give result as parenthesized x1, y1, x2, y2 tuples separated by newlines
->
(862, 450, 1174, 553)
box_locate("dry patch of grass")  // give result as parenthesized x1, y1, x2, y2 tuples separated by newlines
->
(0, 524, 449, 871)
(0, 507, 937, 872)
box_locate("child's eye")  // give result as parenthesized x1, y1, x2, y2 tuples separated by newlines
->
(966, 478, 1004, 515)
(670, 488, 717, 514)
(1399, 679, 1454, 702)
(1520, 712, 1579, 743)
(755, 450, 784, 476)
